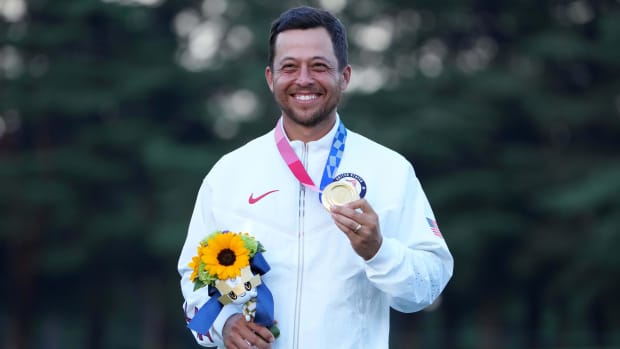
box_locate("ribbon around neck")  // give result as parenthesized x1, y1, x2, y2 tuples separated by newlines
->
(274, 118, 347, 203)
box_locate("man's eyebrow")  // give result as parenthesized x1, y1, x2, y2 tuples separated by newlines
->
(276, 57, 295, 65)
(277, 56, 332, 64)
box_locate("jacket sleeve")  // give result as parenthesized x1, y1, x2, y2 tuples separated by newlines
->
(178, 178, 240, 347)
(364, 164, 454, 313)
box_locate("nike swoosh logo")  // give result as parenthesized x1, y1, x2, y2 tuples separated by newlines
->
(248, 190, 279, 204)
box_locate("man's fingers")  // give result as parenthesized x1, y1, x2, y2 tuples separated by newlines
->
(224, 315, 274, 349)
(330, 199, 378, 233)
(248, 321, 275, 344)
(344, 198, 377, 215)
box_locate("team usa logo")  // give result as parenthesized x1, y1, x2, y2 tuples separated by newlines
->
(333, 173, 367, 199)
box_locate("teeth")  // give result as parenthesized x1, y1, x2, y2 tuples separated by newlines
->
(295, 94, 317, 101)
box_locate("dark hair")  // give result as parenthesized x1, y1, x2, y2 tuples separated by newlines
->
(268, 6, 348, 71)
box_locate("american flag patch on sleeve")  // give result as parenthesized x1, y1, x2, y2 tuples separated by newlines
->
(426, 218, 443, 238)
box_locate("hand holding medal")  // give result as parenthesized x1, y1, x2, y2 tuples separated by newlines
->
(329, 195, 383, 261)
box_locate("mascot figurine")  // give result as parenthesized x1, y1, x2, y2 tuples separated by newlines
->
(187, 230, 279, 338)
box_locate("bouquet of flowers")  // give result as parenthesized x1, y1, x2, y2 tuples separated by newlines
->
(187, 230, 279, 338)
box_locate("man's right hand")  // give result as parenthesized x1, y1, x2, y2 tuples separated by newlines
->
(222, 314, 275, 349)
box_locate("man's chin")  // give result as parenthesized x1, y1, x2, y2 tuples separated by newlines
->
(285, 110, 333, 128)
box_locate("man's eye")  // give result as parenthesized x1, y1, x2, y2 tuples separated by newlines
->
(228, 291, 237, 300)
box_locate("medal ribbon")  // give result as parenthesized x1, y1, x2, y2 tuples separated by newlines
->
(274, 118, 347, 200)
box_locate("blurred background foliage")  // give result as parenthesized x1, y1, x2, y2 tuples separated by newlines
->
(1, 0, 619, 348)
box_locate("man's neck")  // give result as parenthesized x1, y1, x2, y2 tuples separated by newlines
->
(282, 116, 337, 143)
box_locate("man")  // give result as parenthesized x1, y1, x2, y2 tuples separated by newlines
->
(178, 6, 453, 349)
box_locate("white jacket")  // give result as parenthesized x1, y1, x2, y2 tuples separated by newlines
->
(178, 117, 453, 349)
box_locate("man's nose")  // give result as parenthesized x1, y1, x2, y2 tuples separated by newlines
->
(295, 66, 314, 86)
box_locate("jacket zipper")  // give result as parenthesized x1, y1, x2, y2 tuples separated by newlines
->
(293, 143, 308, 349)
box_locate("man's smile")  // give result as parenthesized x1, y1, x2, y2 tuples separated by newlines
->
(292, 93, 321, 103)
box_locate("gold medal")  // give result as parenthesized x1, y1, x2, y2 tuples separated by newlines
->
(322, 181, 360, 210)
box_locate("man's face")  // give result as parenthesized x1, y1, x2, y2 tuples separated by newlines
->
(266, 27, 351, 128)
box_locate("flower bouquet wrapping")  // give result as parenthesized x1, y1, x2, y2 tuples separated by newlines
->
(187, 230, 279, 338)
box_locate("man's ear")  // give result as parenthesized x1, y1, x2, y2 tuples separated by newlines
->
(340, 65, 352, 91)
(265, 66, 274, 92)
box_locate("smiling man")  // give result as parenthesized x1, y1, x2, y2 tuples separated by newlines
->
(266, 25, 350, 141)
(178, 6, 453, 349)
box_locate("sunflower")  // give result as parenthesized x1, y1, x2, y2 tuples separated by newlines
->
(201, 232, 250, 280)
(188, 253, 201, 282)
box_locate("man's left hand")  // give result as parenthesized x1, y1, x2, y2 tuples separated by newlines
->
(330, 199, 383, 260)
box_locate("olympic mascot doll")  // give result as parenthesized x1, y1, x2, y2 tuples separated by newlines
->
(187, 230, 279, 338)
